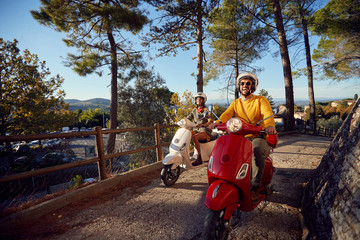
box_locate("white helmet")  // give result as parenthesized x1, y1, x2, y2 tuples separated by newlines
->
(236, 72, 259, 93)
(194, 92, 207, 103)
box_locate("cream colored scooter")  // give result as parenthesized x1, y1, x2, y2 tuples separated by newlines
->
(161, 107, 221, 186)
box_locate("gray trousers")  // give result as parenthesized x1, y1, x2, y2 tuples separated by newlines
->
(251, 137, 270, 189)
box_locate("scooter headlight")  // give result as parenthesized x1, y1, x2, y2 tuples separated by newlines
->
(226, 117, 243, 133)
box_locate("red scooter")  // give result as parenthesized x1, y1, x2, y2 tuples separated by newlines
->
(202, 117, 278, 240)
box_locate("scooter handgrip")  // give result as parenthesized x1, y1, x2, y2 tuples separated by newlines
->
(216, 123, 227, 132)
(267, 134, 278, 148)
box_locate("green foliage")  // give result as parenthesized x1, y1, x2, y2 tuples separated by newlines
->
(144, 0, 219, 56)
(309, 100, 354, 122)
(0, 38, 74, 135)
(212, 104, 227, 119)
(294, 105, 303, 112)
(258, 89, 275, 107)
(78, 108, 109, 128)
(117, 56, 173, 165)
(117, 72, 173, 128)
(305, 103, 324, 121)
(32, 0, 150, 141)
(68, 174, 83, 190)
(310, 0, 360, 80)
(317, 116, 343, 130)
(144, 0, 220, 91)
(31, 0, 148, 77)
(167, 90, 196, 122)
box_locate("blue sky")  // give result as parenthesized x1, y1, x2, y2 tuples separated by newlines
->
(1, 0, 358, 104)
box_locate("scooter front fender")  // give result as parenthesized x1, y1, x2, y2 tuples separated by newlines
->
(205, 180, 239, 220)
(162, 152, 183, 167)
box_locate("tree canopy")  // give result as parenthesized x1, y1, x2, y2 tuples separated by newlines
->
(31, 0, 149, 153)
(144, 0, 221, 92)
(310, 0, 360, 80)
(0, 38, 73, 135)
(205, 0, 269, 99)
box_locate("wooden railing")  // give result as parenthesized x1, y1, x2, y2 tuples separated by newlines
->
(0, 124, 177, 185)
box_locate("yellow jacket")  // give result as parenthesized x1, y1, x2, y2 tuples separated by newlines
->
(219, 95, 275, 137)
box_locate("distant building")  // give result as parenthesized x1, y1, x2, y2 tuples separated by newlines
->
(331, 100, 355, 107)
(294, 112, 306, 120)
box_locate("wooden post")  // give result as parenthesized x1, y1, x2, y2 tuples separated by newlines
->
(95, 126, 107, 180)
(154, 123, 162, 162)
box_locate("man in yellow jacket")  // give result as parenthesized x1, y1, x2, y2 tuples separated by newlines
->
(210, 72, 277, 201)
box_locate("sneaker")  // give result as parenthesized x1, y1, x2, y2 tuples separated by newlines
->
(192, 155, 203, 166)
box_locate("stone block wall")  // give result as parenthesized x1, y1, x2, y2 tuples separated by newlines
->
(302, 98, 360, 239)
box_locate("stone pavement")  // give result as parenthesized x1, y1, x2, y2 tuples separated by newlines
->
(1, 134, 332, 240)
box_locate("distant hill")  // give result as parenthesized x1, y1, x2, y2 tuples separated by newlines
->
(65, 98, 110, 111)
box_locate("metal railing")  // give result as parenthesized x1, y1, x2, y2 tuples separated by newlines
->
(299, 125, 338, 138)
(0, 124, 176, 215)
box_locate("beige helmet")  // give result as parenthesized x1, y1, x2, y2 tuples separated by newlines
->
(236, 72, 259, 93)
(194, 92, 207, 103)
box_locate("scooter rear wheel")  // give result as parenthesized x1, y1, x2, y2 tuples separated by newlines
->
(161, 165, 180, 186)
(202, 208, 230, 240)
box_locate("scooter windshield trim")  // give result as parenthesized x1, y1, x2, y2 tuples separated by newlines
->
(236, 163, 249, 180)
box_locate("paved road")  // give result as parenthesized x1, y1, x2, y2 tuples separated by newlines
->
(2, 134, 332, 240)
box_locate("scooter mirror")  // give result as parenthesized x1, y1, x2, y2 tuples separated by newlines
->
(256, 114, 275, 126)
(174, 108, 180, 120)
(208, 104, 221, 121)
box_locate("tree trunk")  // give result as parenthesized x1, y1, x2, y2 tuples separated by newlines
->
(107, 31, 118, 154)
(235, 46, 239, 99)
(234, 17, 239, 100)
(272, 0, 295, 131)
(300, 9, 316, 132)
(196, 0, 204, 93)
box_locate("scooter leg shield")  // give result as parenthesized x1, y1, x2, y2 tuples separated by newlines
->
(162, 152, 182, 168)
(205, 180, 239, 220)
(200, 140, 216, 162)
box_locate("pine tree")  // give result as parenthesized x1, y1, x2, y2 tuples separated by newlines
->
(31, 0, 148, 154)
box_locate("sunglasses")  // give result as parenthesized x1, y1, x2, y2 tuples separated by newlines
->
(240, 82, 251, 86)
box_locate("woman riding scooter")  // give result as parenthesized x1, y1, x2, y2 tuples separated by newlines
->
(209, 72, 277, 201)
(187, 92, 213, 166)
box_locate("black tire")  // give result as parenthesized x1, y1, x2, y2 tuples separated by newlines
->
(161, 165, 180, 186)
(202, 208, 230, 240)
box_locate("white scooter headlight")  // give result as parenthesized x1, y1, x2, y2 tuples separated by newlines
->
(226, 117, 243, 133)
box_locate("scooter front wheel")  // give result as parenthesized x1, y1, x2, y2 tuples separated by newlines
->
(202, 208, 230, 240)
(161, 165, 180, 186)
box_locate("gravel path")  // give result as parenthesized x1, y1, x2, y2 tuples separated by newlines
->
(2, 134, 332, 240)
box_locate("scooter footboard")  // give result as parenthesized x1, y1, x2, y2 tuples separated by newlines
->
(205, 180, 239, 220)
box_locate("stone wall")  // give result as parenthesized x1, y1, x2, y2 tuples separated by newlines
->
(302, 98, 360, 239)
